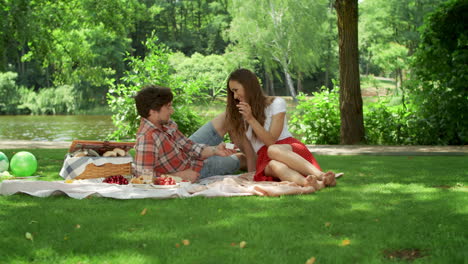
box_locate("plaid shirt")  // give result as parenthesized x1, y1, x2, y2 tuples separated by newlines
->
(134, 118, 207, 177)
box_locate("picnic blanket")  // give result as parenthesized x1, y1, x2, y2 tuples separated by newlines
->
(0, 173, 320, 199)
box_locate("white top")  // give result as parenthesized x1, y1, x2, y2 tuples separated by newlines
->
(246, 97, 293, 153)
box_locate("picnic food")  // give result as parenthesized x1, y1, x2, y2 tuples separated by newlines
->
(71, 149, 100, 157)
(113, 148, 126, 156)
(154, 176, 177, 185)
(103, 175, 128, 185)
(130, 177, 143, 184)
(103, 151, 118, 157)
(130, 175, 152, 184)
(225, 143, 235, 150)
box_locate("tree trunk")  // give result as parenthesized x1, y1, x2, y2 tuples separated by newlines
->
(283, 67, 297, 102)
(335, 0, 365, 144)
(268, 71, 275, 95)
(297, 72, 303, 93)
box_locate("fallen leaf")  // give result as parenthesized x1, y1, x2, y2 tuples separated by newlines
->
(140, 208, 147, 216)
(305, 257, 316, 264)
(25, 232, 33, 241)
(182, 239, 190, 246)
(65, 179, 74, 183)
(341, 239, 351, 246)
(239, 241, 247, 248)
(230, 242, 237, 247)
(175, 243, 180, 248)
(325, 222, 331, 227)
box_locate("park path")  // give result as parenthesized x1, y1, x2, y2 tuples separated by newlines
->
(0, 140, 466, 156)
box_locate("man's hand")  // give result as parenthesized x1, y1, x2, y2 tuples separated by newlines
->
(214, 143, 237, 157)
(172, 169, 200, 183)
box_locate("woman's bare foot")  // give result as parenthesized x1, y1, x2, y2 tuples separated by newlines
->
(323, 171, 336, 187)
(305, 175, 324, 190)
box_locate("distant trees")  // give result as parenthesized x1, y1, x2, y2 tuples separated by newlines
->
(227, 0, 329, 100)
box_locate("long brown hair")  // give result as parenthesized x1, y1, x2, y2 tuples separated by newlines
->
(225, 69, 271, 140)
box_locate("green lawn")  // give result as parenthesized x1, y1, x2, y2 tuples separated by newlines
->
(0, 149, 467, 263)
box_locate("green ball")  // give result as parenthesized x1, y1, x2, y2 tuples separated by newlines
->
(0, 151, 9, 172)
(10, 151, 37, 177)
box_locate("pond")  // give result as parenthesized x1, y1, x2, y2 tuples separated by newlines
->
(0, 115, 117, 141)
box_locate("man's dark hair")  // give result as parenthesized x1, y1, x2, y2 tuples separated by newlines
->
(135, 85, 173, 118)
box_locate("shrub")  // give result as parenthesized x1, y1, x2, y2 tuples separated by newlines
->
(289, 86, 340, 144)
(19, 85, 78, 115)
(0, 72, 22, 114)
(409, 0, 468, 144)
(107, 35, 204, 140)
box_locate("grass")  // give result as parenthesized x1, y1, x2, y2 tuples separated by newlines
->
(0, 149, 467, 263)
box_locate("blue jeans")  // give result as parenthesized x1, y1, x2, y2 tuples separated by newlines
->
(189, 121, 240, 178)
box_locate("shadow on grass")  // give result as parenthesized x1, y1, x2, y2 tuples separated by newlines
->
(0, 155, 466, 263)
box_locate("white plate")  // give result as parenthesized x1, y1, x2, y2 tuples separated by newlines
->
(131, 183, 180, 189)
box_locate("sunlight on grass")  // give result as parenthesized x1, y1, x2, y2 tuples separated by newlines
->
(0, 155, 466, 263)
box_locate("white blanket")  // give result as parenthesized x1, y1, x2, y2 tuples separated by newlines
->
(0, 173, 319, 199)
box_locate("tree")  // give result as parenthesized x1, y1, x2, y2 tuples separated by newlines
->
(228, 0, 328, 99)
(409, 0, 468, 144)
(334, 0, 365, 144)
(358, 0, 447, 76)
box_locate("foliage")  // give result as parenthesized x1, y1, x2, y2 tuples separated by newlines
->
(228, 0, 329, 99)
(0, 72, 22, 114)
(408, 0, 468, 145)
(152, 0, 231, 55)
(363, 99, 409, 144)
(289, 86, 341, 144)
(169, 52, 228, 99)
(19, 85, 78, 115)
(358, 0, 447, 76)
(107, 35, 203, 141)
(169, 51, 256, 100)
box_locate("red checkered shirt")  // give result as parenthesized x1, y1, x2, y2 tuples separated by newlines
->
(134, 118, 207, 177)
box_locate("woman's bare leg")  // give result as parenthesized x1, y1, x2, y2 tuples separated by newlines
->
(267, 144, 325, 177)
(210, 112, 228, 137)
(265, 160, 316, 187)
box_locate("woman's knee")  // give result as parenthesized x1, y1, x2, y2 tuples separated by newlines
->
(267, 144, 291, 159)
(267, 160, 287, 173)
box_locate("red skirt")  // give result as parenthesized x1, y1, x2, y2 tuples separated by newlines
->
(253, 137, 322, 182)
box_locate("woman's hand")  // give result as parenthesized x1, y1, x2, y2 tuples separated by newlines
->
(236, 102, 253, 122)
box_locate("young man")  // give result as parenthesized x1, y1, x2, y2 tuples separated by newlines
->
(134, 85, 242, 183)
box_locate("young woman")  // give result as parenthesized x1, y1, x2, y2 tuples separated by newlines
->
(224, 68, 336, 189)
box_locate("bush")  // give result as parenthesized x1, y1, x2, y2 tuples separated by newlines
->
(364, 99, 409, 144)
(107, 35, 204, 141)
(289, 86, 341, 144)
(0, 72, 22, 114)
(409, 0, 468, 144)
(19, 85, 78, 115)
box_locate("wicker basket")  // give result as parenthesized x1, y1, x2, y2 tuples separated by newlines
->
(68, 140, 135, 179)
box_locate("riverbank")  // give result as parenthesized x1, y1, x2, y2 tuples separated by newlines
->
(0, 140, 466, 156)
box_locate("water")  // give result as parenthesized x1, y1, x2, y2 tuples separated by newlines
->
(0, 115, 117, 141)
